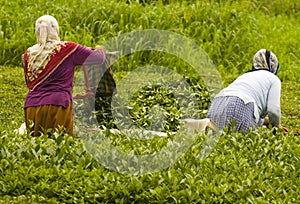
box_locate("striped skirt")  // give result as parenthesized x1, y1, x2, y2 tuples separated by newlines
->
(24, 102, 74, 137)
(206, 96, 257, 132)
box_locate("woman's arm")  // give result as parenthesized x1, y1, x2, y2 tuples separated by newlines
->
(71, 44, 106, 66)
(266, 78, 281, 127)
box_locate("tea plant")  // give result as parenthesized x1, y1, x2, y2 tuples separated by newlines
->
(1, 0, 300, 203)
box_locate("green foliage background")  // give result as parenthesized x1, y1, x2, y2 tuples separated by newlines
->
(1, 0, 300, 82)
(1, 0, 300, 203)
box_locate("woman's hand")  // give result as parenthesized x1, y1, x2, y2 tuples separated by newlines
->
(279, 125, 289, 134)
(95, 45, 106, 52)
(263, 117, 270, 126)
(73, 91, 94, 99)
(263, 117, 288, 134)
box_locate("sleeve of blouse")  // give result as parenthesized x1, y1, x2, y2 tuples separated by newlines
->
(267, 77, 281, 127)
(72, 45, 106, 66)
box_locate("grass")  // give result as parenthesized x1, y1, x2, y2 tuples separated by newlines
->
(1, 0, 300, 82)
(1, 0, 300, 203)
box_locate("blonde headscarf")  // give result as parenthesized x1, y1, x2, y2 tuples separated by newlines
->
(252, 49, 280, 75)
(27, 15, 60, 73)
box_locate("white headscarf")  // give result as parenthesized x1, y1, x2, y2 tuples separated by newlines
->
(27, 15, 60, 72)
(252, 49, 280, 75)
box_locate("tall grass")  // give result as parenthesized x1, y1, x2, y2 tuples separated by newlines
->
(1, 0, 300, 83)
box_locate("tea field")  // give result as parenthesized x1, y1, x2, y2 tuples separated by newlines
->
(1, 0, 300, 203)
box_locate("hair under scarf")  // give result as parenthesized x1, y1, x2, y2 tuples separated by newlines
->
(252, 49, 279, 75)
(27, 15, 60, 72)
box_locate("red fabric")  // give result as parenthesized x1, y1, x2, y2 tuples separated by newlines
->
(23, 41, 79, 91)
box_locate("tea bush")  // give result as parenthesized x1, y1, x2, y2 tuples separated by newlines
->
(1, 0, 300, 203)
